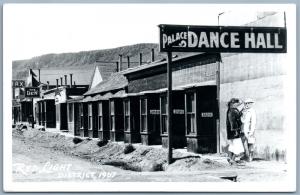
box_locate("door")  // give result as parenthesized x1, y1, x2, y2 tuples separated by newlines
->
(197, 86, 218, 153)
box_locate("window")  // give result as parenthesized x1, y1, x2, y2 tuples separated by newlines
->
(68, 103, 73, 122)
(98, 102, 103, 131)
(88, 104, 93, 130)
(186, 92, 196, 134)
(124, 100, 130, 131)
(80, 103, 84, 128)
(160, 96, 168, 134)
(110, 101, 115, 130)
(140, 98, 147, 132)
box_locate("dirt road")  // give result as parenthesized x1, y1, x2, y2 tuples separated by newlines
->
(12, 129, 287, 182)
(13, 132, 227, 182)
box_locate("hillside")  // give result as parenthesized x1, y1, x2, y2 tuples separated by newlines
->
(12, 43, 166, 80)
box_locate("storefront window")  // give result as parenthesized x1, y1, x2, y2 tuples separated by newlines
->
(186, 92, 196, 134)
(98, 102, 103, 131)
(160, 96, 168, 134)
(88, 104, 92, 130)
(124, 100, 130, 131)
(110, 101, 115, 130)
(140, 98, 147, 132)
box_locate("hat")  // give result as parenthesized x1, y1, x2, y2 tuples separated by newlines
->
(244, 98, 254, 103)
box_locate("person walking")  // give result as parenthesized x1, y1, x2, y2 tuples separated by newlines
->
(226, 98, 245, 165)
(241, 98, 256, 162)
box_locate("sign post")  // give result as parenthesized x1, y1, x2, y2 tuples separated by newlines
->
(167, 51, 173, 164)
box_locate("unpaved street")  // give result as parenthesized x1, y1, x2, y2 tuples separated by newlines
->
(12, 129, 288, 182)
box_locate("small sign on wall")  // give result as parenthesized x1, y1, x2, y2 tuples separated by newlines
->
(173, 109, 184, 114)
(150, 110, 160, 115)
(201, 112, 213, 117)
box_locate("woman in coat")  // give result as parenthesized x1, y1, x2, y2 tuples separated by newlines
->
(226, 98, 245, 165)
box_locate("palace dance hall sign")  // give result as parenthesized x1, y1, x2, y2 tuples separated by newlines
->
(159, 24, 287, 53)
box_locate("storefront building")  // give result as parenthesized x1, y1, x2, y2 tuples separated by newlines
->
(123, 53, 219, 153)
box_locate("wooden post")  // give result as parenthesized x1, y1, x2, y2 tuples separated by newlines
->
(31, 98, 34, 128)
(167, 52, 173, 164)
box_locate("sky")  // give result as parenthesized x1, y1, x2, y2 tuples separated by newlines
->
(5, 4, 224, 60)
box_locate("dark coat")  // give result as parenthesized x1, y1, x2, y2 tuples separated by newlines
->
(226, 107, 242, 140)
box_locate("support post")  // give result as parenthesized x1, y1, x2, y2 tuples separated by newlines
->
(216, 59, 221, 153)
(31, 98, 34, 128)
(167, 52, 173, 164)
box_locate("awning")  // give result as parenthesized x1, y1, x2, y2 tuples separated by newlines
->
(111, 90, 127, 98)
(173, 80, 216, 90)
(92, 92, 113, 101)
(82, 96, 93, 102)
(66, 96, 84, 103)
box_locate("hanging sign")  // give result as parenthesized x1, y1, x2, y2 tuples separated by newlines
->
(12, 80, 25, 88)
(159, 24, 287, 53)
(25, 87, 40, 98)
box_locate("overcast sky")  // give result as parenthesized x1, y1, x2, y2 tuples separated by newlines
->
(5, 4, 290, 61)
(5, 4, 225, 60)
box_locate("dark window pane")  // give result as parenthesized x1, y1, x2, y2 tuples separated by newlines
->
(141, 115, 147, 131)
(162, 115, 168, 133)
(125, 116, 130, 131)
(161, 96, 167, 114)
(124, 100, 130, 115)
(141, 99, 146, 114)
(68, 103, 73, 122)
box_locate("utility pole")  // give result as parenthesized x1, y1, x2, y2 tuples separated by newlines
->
(167, 51, 173, 164)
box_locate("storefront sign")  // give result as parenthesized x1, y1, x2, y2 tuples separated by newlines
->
(159, 24, 287, 53)
(12, 80, 25, 88)
(173, 109, 184, 114)
(25, 87, 40, 98)
(201, 112, 213, 118)
(150, 110, 160, 115)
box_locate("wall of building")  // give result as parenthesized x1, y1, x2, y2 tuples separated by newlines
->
(128, 54, 218, 93)
(219, 12, 287, 160)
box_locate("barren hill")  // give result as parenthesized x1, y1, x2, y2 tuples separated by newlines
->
(12, 43, 166, 79)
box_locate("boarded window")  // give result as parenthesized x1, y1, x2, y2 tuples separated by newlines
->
(186, 92, 196, 134)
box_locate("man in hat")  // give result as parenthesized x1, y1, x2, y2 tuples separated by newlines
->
(241, 98, 256, 162)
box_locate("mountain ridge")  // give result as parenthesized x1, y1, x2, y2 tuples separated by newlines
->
(12, 43, 165, 80)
